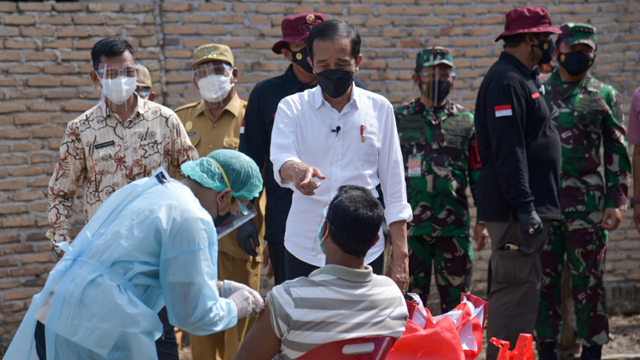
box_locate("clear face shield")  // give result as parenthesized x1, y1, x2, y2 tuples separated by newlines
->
(418, 66, 455, 107)
(216, 201, 257, 238)
(97, 63, 139, 111)
(193, 62, 234, 106)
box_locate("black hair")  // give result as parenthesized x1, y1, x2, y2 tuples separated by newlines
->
(307, 20, 361, 61)
(325, 185, 384, 259)
(554, 35, 570, 49)
(91, 37, 136, 70)
(502, 33, 528, 49)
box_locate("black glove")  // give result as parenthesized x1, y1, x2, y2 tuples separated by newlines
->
(518, 209, 543, 236)
(236, 221, 260, 257)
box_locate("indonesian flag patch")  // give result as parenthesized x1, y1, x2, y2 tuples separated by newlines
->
(240, 120, 245, 134)
(494, 105, 513, 117)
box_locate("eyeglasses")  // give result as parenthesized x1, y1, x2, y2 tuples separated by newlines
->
(228, 196, 250, 216)
(193, 63, 231, 80)
(97, 65, 138, 79)
(239, 202, 249, 215)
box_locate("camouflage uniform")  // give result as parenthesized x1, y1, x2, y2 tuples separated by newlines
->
(535, 24, 631, 348)
(396, 47, 481, 312)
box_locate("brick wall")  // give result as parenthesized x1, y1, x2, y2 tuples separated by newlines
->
(0, 0, 639, 349)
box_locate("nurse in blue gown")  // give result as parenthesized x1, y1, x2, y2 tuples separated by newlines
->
(5, 150, 264, 360)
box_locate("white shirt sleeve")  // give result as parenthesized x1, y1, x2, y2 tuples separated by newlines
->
(377, 100, 413, 224)
(270, 97, 302, 190)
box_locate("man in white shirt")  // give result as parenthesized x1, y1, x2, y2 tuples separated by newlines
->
(270, 20, 412, 291)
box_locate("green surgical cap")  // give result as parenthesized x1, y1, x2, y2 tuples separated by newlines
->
(181, 149, 263, 200)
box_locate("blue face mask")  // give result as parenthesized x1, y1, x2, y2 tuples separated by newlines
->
(317, 207, 329, 255)
(318, 223, 327, 255)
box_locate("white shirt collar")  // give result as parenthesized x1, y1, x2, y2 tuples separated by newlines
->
(312, 82, 360, 111)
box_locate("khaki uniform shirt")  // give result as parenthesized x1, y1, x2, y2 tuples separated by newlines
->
(175, 94, 263, 261)
(48, 95, 198, 245)
(175, 95, 244, 155)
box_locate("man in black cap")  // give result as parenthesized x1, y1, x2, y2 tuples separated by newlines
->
(474, 6, 562, 360)
(240, 13, 366, 285)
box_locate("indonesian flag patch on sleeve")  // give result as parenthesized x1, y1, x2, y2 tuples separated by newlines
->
(494, 105, 513, 117)
(240, 120, 245, 134)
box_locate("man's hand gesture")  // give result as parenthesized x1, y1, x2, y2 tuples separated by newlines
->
(283, 161, 326, 196)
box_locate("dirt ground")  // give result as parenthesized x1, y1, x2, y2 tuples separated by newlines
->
(602, 314, 640, 359)
(472, 314, 640, 360)
(178, 314, 640, 360)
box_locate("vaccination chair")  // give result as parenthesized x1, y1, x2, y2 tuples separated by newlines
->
(299, 336, 397, 360)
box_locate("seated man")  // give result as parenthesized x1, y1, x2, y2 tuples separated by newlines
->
(234, 185, 409, 360)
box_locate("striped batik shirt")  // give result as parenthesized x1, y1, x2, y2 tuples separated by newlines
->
(267, 264, 408, 359)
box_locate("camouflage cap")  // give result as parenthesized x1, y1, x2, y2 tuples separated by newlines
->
(192, 44, 234, 68)
(558, 23, 598, 50)
(136, 64, 152, 87)
(416, 47, 455, 70)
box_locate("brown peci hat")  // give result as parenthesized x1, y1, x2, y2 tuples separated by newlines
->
(272, 13, 325, 54)
(495, 7, 561, 42)
(192, 44, 234, 68)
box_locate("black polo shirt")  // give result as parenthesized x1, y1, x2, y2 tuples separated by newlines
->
(240, 65, 368, 243)
(474, 52, 561, 222)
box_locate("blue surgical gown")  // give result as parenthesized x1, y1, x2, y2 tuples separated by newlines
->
(5, 168, 238, 360)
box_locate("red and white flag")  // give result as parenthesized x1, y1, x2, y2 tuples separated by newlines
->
(240, 120, 245, 134)
(494, 105, 513, 117)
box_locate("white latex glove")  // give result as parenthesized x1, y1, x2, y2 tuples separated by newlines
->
(219, 280, 255, 298)
(228, 289, 265, 319)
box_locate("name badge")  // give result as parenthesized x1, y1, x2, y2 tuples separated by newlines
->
(187, 131, 197, 136)
(155, 172, 169, 184)
(407, 154, 422, 177)
(95, 140, 115, 149)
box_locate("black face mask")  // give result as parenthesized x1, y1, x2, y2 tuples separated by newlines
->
(291, 47, 314, 74)
(557, 51, 594, 77)
(421, 80, 452, 103)
(315, 68, 355, 98)
(534, 38, 555, 65)
(213, 211, 232, 228)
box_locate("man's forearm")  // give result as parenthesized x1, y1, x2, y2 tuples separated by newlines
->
(279, 161, 296, 182)
(389, 220, 407, 257)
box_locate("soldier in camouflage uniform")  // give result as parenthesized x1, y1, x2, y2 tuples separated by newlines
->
(534, 24, 631, 360)
(395, 47, 488, 313)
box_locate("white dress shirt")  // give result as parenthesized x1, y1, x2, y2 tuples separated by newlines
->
(271, 84, 412, 267)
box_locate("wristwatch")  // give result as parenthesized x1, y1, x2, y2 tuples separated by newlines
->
(630, 198, 640, 207)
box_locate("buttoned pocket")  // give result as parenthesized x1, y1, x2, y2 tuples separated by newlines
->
(188, 132, 201, 148)
(573, 93, 605, 131)
(492, 249, 539, 285)
(443, 134, 468, 150)
(223, 136, 239, 150)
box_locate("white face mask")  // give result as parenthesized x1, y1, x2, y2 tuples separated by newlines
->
(198, 74, 234, 103)
(101, 76, 137, 104)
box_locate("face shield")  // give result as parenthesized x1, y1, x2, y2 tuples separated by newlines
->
(216, 201, 257, 238)
(418, 66, 455, 106)
(193, 62, 234, 106)
(97, 63, 138, 110)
